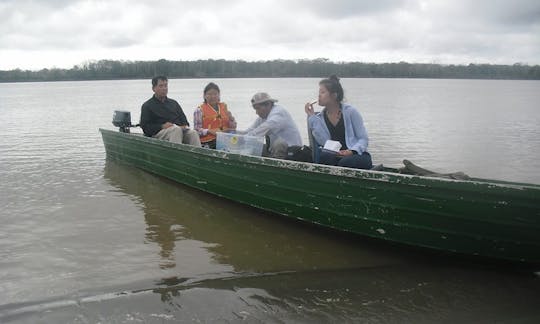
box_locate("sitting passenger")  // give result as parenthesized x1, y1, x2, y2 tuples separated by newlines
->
(193, 82, 237, 149)
(239, 92, 302, 159)
(140, 75, 201, 146)
(305, 75, 373, 169)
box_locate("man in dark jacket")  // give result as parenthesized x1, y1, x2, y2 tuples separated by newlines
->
(140, 76, 201, 146)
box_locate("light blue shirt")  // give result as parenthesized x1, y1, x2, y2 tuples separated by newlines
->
(244, 104, 302, 146)
(308, 103, 369, 153)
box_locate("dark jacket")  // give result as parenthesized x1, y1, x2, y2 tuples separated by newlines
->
(140, 96, 190, 137)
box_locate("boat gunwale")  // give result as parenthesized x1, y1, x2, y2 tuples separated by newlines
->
(99, 128, 540, 190)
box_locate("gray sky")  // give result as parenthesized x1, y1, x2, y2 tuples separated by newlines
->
(1, 0, 539, 70)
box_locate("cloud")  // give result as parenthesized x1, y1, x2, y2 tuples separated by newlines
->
(0, 0, 539, 70)
(454, 0, 540, 26)
(412, 1, 540, 63)
(289, 0, 416, 18)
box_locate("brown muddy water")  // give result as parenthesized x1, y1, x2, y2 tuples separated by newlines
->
(1, 78, 539, 323)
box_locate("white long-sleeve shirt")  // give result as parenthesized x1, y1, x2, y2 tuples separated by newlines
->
(244, 104, 302, 146)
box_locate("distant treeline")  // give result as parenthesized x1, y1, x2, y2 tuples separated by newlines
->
(1, 58, 539, 82)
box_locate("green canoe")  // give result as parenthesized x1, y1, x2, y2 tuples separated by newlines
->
(100, 128, 540, 264)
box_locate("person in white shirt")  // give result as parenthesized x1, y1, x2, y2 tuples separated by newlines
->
(242, 92, 302, 159)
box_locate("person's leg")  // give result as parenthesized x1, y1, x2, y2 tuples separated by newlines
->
(338, 152, 373, 169)
(269, 137, 288, 159)
(318, 150, 339, 166)
(261, 135, 271, 157)
(202, 139, 216, 149)
(261, 144, 270, 157)
(182, 129, 202, 146)
(153, 125, 183, 144)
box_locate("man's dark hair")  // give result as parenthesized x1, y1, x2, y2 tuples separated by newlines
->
(152, 75, 168, 87)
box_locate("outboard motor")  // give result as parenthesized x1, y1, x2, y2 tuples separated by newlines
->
(112, 110, 132, 133)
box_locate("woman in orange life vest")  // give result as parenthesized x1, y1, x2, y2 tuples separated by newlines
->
(193, 82, 237, 148)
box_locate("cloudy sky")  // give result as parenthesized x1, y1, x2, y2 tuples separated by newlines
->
(1, 0, 539, 70)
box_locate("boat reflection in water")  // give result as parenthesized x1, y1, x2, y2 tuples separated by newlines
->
(96, 160, 540, 323)
(103, 159, 406, 274)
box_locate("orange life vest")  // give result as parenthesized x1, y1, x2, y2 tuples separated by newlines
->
(199, 102, 231, 143)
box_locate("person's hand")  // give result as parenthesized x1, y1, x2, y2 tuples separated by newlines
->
(305, 102, 315, 116)
(227, 112, 237, 129)
(338, 150, 353, 157)
(162, 122, 174, 129)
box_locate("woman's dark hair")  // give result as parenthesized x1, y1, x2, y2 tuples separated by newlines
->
(319, 75, 344, 102)
(203, 82, 220, 102)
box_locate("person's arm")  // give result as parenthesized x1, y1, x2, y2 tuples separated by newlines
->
(223, 104, 237, 130)
(239, 117, 262, 135)
(246, 112, 283, 137)
(307, 113, 330, 147)
(175, 102, 190, 127)
(346, 108, 369, 154)
(140, 104, 163, 137)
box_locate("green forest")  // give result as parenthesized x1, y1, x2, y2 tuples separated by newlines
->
(1, 58, 539, 82)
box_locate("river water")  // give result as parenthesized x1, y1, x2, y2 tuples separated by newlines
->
(1, 78, 539, 323)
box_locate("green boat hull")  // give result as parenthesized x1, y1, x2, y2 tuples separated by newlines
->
(100, 129, 540, 263)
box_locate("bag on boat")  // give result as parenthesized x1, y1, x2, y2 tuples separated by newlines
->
(286, 145, 313, 163)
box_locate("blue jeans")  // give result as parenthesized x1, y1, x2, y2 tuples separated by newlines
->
(319, 151, 373, 169)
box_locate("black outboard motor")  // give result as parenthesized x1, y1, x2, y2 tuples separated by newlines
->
(112, 110, 132, 133)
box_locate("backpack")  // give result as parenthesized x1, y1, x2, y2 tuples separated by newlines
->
(286, 145, 313, 163)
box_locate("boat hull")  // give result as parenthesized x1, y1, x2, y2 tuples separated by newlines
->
(100, 129, 540, 263)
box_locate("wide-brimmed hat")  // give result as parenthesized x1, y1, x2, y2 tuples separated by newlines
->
(251, 92, 278, 105)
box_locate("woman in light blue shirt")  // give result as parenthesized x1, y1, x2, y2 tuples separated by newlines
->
(305, 75, 373, 169)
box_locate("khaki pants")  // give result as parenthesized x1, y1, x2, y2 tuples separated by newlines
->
(154, 125, 201, 146)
